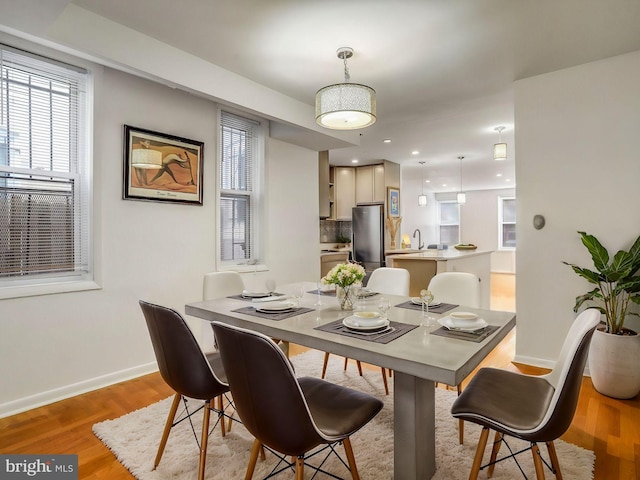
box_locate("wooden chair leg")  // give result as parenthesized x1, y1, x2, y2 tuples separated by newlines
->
(457, 384, 464, 444)
(344, 357, 349, 371)
(469, 427, 490, 480)
(295, 456, 305, 480)
(154, 392, 181, 469)
(245, 439, 261, 480)
(355, 360, 363, 376)
(260, 445, 266, 461)
(198, 400, 212, 480)
(531, 443, 546, 480)
(487, 431, 503, 477)
(343, 437, 360, 480)
(322, 352, 330, 379)
(546, 441, 563, 480)
(217, 395, 226, 437)
(380, 368, 389, 395)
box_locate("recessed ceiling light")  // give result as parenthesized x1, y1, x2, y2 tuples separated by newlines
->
(351, 159, 359, 163)
(383, 139, 391, 143)
(442, 183, 447, 187)
(496, 173, 502, 177)
(505, 178, 511, 182)
(425, 179, 430, 183)
(411, 150, 420, 155)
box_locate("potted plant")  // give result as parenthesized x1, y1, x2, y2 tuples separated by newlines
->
(563, 231, 640, 399)
(321, 262, 365, 310)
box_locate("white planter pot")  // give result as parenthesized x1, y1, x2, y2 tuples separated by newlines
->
(588, 327, 640, 399)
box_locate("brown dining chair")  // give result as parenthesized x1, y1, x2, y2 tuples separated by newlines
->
(139, 300, 234, 480)
(212, 321, 384, 480)
(451, 308, 600, 479)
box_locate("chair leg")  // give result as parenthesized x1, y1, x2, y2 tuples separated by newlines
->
(457, 384, 464, 444)
(469, 427, 490, 480)
(295, 456, 305, 480)
(343, 437, 360, 480)
(344, 356, 349, 371)
(487, 431, 503, 477)
(217, 395, 226, 437)
(531, 443, 546, 480)
(244, 439, 261, 480)
(355, 360, 363, 376)
(154, 392, 181, 469)
(198, 399, 212, 480)
(322, 352, 330, 379)
(546, 441, 563, 480)
(380, 367, 389, 395)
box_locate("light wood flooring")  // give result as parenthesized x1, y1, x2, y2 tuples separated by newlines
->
(1, 273, 638, 479)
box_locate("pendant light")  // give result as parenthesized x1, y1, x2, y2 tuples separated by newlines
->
(315, 47, 376, 130)
(418, 161, 427, 206)
(494, 126, 507, 160)
(457, 156, 466, 205)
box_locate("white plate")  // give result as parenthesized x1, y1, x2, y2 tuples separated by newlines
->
(343, 316, 390, 331)
(256, 301, 297, 312)
(410, 297, 441, 307)
(438, 317, 488, 332)
(242, 291, 271, 298)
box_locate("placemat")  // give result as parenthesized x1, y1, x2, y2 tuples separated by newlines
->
(307, 289, 337, 297)
(430, 325, 499, 343)
(315, 318, 418, 344)
(227, 293, 286, 302)
(231, 306, 314, 321)
(395, 301, 458, 314)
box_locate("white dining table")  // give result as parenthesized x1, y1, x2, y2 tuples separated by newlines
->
(185, 282, 516, 480)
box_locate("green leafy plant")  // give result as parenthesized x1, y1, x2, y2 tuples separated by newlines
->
(563, 231, 640, 334)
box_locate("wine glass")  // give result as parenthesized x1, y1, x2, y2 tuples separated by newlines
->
(419, 289, 436, 327)
(265, 279, 277, 296)
(314, 281, 323, 307)
(292, 285, 305, 307)
(378, 297, 391, 320)
(350, 282, 362, 311)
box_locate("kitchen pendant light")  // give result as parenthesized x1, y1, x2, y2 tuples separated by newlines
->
(494, 126, 507, 160)
(418, 161, 427, 206)
(457, 156, 466, 204)
(315, 47, 376, 130)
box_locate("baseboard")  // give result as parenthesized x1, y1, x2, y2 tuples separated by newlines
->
(0, 361, 158, 419)
(512, 354, 556, 370)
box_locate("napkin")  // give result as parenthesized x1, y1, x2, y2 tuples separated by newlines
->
(251, 295, 289, 303)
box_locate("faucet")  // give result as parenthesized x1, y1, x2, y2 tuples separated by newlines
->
(413, 229, 424, 250)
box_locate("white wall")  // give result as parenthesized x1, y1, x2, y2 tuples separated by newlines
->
(0, 55, 320, 416)
(514, 50, 640, 367)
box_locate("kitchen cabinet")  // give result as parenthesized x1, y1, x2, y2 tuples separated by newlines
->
(333, 166, 355, 220)
(356, 164, 386, 204)
(318, 151, 331, 218)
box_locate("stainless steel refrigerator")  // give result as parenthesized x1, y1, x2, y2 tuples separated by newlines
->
(351, 204, 385, 272)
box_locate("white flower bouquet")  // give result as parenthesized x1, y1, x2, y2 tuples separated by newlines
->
(321, 262, 366, 288)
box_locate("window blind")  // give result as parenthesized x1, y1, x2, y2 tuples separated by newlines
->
(0, 44, 90, 283)
(219, 111, 259, 263)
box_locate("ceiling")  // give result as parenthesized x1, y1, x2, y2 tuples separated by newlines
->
(4, 0, 640, 192)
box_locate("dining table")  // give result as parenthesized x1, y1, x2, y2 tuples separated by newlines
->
(185, 281, 516, 480)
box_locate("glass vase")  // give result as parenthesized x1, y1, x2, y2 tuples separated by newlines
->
(337, 285, 355, 311)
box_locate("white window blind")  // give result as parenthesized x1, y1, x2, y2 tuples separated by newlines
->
(219, 111, 261, 264)
(0, 44, 90, 285)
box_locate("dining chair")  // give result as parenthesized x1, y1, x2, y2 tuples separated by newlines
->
(139, 300, 233, 480)
(427, 271, 481, 443)
(451, 308, 600, 479)
(203, 271, 290, 357)
(212, 321, 384, 480)
(322, 267, 410, 395)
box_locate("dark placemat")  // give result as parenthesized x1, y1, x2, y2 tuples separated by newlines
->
(430, 325, 499, 343)
(231, 306, 314, 321)
(307, 289, 337, 297)
(395, 301, 458, 314)
(315, 318, 418, 344)
(227, 293, 286, 302)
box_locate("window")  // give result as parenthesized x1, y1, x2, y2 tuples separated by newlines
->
(438, 200, 460, 246)
(0, 45, 91, 290)
(499, 196, 516, 249)
(219, 111, 263, 266)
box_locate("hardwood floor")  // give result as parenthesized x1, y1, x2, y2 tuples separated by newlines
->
(1, 274, 638, 479)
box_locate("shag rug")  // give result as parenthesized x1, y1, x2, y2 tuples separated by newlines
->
(93, 350, 594, 479)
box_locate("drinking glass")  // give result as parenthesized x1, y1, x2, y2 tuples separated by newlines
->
(292, 285, 305, 307)
(351, 282, 362, 310)
(314, 281, 323, 307)
(378, 297, 391, 320)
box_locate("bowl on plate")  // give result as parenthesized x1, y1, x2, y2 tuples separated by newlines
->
(353, 311, 383, 326)
(449, 311, 479, 327)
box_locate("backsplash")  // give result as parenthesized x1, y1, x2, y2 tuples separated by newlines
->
(320, 220, 352, 243)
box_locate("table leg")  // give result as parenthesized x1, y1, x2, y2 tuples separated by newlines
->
(393, 372, 435, 479)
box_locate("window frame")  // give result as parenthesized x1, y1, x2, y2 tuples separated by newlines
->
(498, 196, 516, 250)
(0, 42, 96, 299)
(437, 199, 460, 246)
(217, 109, 265, 272)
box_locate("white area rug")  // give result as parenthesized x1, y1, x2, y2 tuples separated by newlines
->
(93, 350, 594, 479)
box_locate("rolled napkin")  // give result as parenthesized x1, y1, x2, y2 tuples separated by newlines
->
(251, 295, 289, 303)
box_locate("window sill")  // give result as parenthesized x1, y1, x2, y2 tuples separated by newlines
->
(218, 264, 269, 274)
(0, 280, 101, 300)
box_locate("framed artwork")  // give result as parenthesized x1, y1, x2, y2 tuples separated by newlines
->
(123, 125, 204, 205)
(387, 187, 400, 217)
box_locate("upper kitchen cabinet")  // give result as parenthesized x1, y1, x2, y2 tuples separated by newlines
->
(318, 151, 331, 218)
(356, 164, 386, 204)
(333, 166, 356, 220)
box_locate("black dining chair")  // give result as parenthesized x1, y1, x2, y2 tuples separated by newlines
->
(139, 300, 234, 480)
(212, 321, 384, 480)
(451, 308, 600, 479)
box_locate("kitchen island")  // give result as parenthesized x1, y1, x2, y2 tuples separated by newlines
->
(386, 249, 493, 306)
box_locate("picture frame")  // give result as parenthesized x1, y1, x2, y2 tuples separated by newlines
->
(123, 125, 204, 205)
(387, 187, 400, 217)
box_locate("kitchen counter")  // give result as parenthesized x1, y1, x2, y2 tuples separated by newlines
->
(387, 249, 493, 305)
